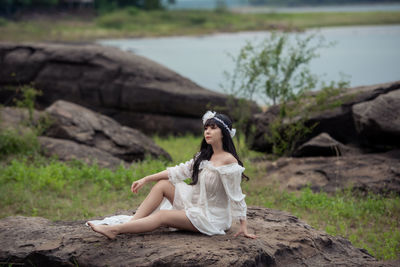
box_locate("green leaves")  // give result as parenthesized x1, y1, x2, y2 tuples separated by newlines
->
(223, 31, 332, 106)
(0, 128, 40, 159)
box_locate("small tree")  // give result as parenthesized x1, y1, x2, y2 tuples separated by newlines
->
(223, 31, 335, 106)
(14, 85, 42, 125)
(222, 30, 349, 156)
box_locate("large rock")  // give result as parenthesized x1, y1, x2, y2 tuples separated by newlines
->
(353, 89, 400, 149)
(0, 104, 171, 166)
(44, 100, 171, 162)
(250, 81, 400, 153)
(293, 133, 360, 157)
(38, 136, 125, 169)
(247, 105, 280, 152)
(259, 149, 400, 195)
(0, 207, 388, 266)
(0, 42, 259, 135)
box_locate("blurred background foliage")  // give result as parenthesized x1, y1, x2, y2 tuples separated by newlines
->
(2, 0, 400, 17)
(0, 0, 176, 16)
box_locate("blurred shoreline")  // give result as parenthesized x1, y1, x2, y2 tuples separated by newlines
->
(1, 9, 400, 43)
(230, 3, 400, 13)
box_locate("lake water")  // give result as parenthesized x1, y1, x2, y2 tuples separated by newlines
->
(97, 25, 400, 105)
(231, 4, 400, 13)
(165, 1, 400, 13)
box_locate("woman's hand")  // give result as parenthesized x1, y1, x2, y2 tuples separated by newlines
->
(234, 220, 257, 239)
(234, 228, 257, 239)
(131, 177, 147, 194)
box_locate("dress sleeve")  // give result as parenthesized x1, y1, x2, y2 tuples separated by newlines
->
(166, 158, 194, 185)
(219, 165, 247, 221)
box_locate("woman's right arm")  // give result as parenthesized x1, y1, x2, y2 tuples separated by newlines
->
(131, 157, 195, 193)
(131, 170, 169, 193)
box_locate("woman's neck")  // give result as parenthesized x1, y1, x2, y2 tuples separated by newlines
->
(211, 142, 224, 155)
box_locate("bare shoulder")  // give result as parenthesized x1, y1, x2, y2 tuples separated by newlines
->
(223, 152, 238, 165)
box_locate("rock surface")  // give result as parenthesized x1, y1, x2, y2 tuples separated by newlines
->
(0, 106, 45, 132)
(352, 89, 400, 148)
(293, 133, 359, 157)
(259, 149, 400, 195)
(0, 42, 258, 135)
(44, 100, 171, 162)
(0, 207, 389, 267)
(38, 136, 125, 169)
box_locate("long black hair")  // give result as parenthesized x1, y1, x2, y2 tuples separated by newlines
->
(190, 113, 249, 185)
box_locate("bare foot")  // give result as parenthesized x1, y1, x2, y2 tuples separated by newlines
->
(87, 222, 118, 240)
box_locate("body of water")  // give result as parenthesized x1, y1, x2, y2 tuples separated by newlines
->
(98, 25, 400, 105)
(165, 1, 400, 13)
(231, 3, 400, 13)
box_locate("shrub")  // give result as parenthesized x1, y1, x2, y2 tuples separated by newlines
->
(222, 30, 351, 156)
(0, 128, 40, 158)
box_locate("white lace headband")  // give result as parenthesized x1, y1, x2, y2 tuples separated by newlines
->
(202, 111, 236, 138)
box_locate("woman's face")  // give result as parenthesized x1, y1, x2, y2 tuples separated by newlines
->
(204, 122, 222, 145)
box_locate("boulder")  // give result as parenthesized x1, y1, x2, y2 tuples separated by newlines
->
(353, 89, 400, 149)
(44, 100, 171, 162)
(250, 80, 400, 153)
(293, 132, 360, 157)
(0, 104, 171, 166)
(38, 136, 125, 169)
(247, 105, 280, 152)
(259, 149, 400, 195)
(0, 42, 259, 135)
(0, 207, 387, 267)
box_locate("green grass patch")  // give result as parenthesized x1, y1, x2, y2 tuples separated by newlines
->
(1, 10, 400, 42)
(0, 153, 172, 221)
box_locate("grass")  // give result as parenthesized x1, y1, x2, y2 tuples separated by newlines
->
(0, 130, 399, 260)
(1, 9, 400, 42)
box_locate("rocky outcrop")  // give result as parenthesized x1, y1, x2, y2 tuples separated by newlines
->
(259, 149, 400, 195)
(352, 89, 400, 148)
(0, 42, 259, 135)
(44, 100, 171, 162)
(0, 207, 388, 267)
(250, 80, 400, 153)
(248, 81, 400, 195)
(0, 102, 171, 167)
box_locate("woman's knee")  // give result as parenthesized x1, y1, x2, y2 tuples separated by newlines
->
(156, 210, 169, 226)
(155, 180, 174, 193)
(151, 180, 168, 192)
(151, 180, 174, 204)
(154, 180, 171, 189)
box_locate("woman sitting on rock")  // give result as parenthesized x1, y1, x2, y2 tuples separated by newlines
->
(87, 111, 256, 239)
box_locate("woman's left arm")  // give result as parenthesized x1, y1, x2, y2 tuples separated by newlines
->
(234, 219, 257, 239)
(219, 165, 257, 239)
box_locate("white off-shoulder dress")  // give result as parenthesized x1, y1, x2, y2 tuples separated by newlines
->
(159, 158, 248, 236)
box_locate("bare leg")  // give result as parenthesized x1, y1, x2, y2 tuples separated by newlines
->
(87, 210, 198, 239)
(131, 180, 175, 220)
